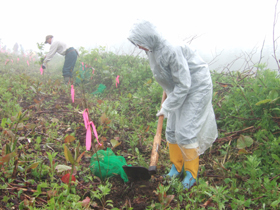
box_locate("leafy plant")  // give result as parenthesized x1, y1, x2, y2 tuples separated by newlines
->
(62, 136, 85, 194)
(153, 184, 175, 210)
(90, 180, 114, 209)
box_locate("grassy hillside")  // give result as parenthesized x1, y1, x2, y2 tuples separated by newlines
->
(0, 48, 280, 209)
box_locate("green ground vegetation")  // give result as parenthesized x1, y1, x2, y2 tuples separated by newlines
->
(0, 46, 280, 209)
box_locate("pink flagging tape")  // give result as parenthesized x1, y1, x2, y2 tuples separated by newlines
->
(116, 75, 120, 87)
(83, 109, 89, 129)
(86, 125, 92, 151)
(71, 85, 75, 103)
(40, 66, 43, 75)
(89, 121, 101, 146)
(83, 109, 102, 150)
(84, 109, 91, 150)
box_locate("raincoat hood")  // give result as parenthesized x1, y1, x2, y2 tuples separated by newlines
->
(128, 20, 166, 51)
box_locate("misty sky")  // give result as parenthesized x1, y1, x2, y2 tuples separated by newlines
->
(1, 0, 279, 70)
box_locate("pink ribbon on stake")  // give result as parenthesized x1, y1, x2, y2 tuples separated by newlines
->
(40, 66, 43, 75)
(83, 109, 89, 129)
(11, 59, 13, 63)
(27, 60, 29, 66)
(5, 59, 9, 65)
(116, 75, 120, 87)
(92, 67, 95, 74)
(83, 109, 102, 150)
(71, 85, 75, 103)
(17, 58, 19, 62)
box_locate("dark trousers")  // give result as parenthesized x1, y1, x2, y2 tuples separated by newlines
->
(63, 47, 77, 77)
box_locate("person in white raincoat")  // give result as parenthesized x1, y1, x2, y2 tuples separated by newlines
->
(128, 20, 218, 189)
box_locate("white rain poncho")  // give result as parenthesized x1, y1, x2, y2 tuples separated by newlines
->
(128, 20, 218, 161)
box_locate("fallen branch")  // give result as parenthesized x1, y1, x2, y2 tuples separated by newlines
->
(216, 126, 261, 144)
(7, 187, 44, 194)
(22, 193, 41, 205)
(224, 126, 255, 136)
(272, 131, 280, 135)
(252, 195, 266, 201)
(36, 197, 48, 204)
(216, 82, 233, 87)
(229, 116, 261, 121)
(270, 173, 280, 181)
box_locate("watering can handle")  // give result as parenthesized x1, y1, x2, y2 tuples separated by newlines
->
(149, 91, 167, 174)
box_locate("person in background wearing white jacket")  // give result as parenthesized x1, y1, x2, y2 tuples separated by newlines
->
(128, 20, 218, 190)
(42, 35, 78, 84)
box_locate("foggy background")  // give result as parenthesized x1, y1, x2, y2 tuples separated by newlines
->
(1, 0, 279, 72)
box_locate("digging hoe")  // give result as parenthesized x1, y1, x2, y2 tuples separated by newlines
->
(123, 91, 167, 181)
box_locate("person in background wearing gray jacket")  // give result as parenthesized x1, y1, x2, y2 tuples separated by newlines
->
(42, 35, 78, 84)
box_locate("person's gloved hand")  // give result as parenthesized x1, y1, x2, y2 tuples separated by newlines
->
(42, 64, 46, 69)
(156, 108, 168, 119)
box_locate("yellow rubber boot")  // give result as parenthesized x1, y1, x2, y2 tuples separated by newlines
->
(166, 143, 184, 178)
(184, 156, 199, 179)
(181, 148, 199, 189)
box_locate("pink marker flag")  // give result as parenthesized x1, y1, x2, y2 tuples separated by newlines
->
(92, 67, 95, 74)
(86, 121, 101, 150)
(11, 59, 13, 63)
(90, 121, 100, 144)
(40, 66, 43, 75)
(116, 75, 120, 87)
(5, 59, 9, 65)
(86, 125, 92, 150)
(83, 109, 89, 129)
(83, 109, 102, 150)
(27, 60, 29, 66)
(17, 58, 19, 62)
(71, 85, 75, 103)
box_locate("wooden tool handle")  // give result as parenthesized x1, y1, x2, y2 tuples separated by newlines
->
(149, 91, 167, 174)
